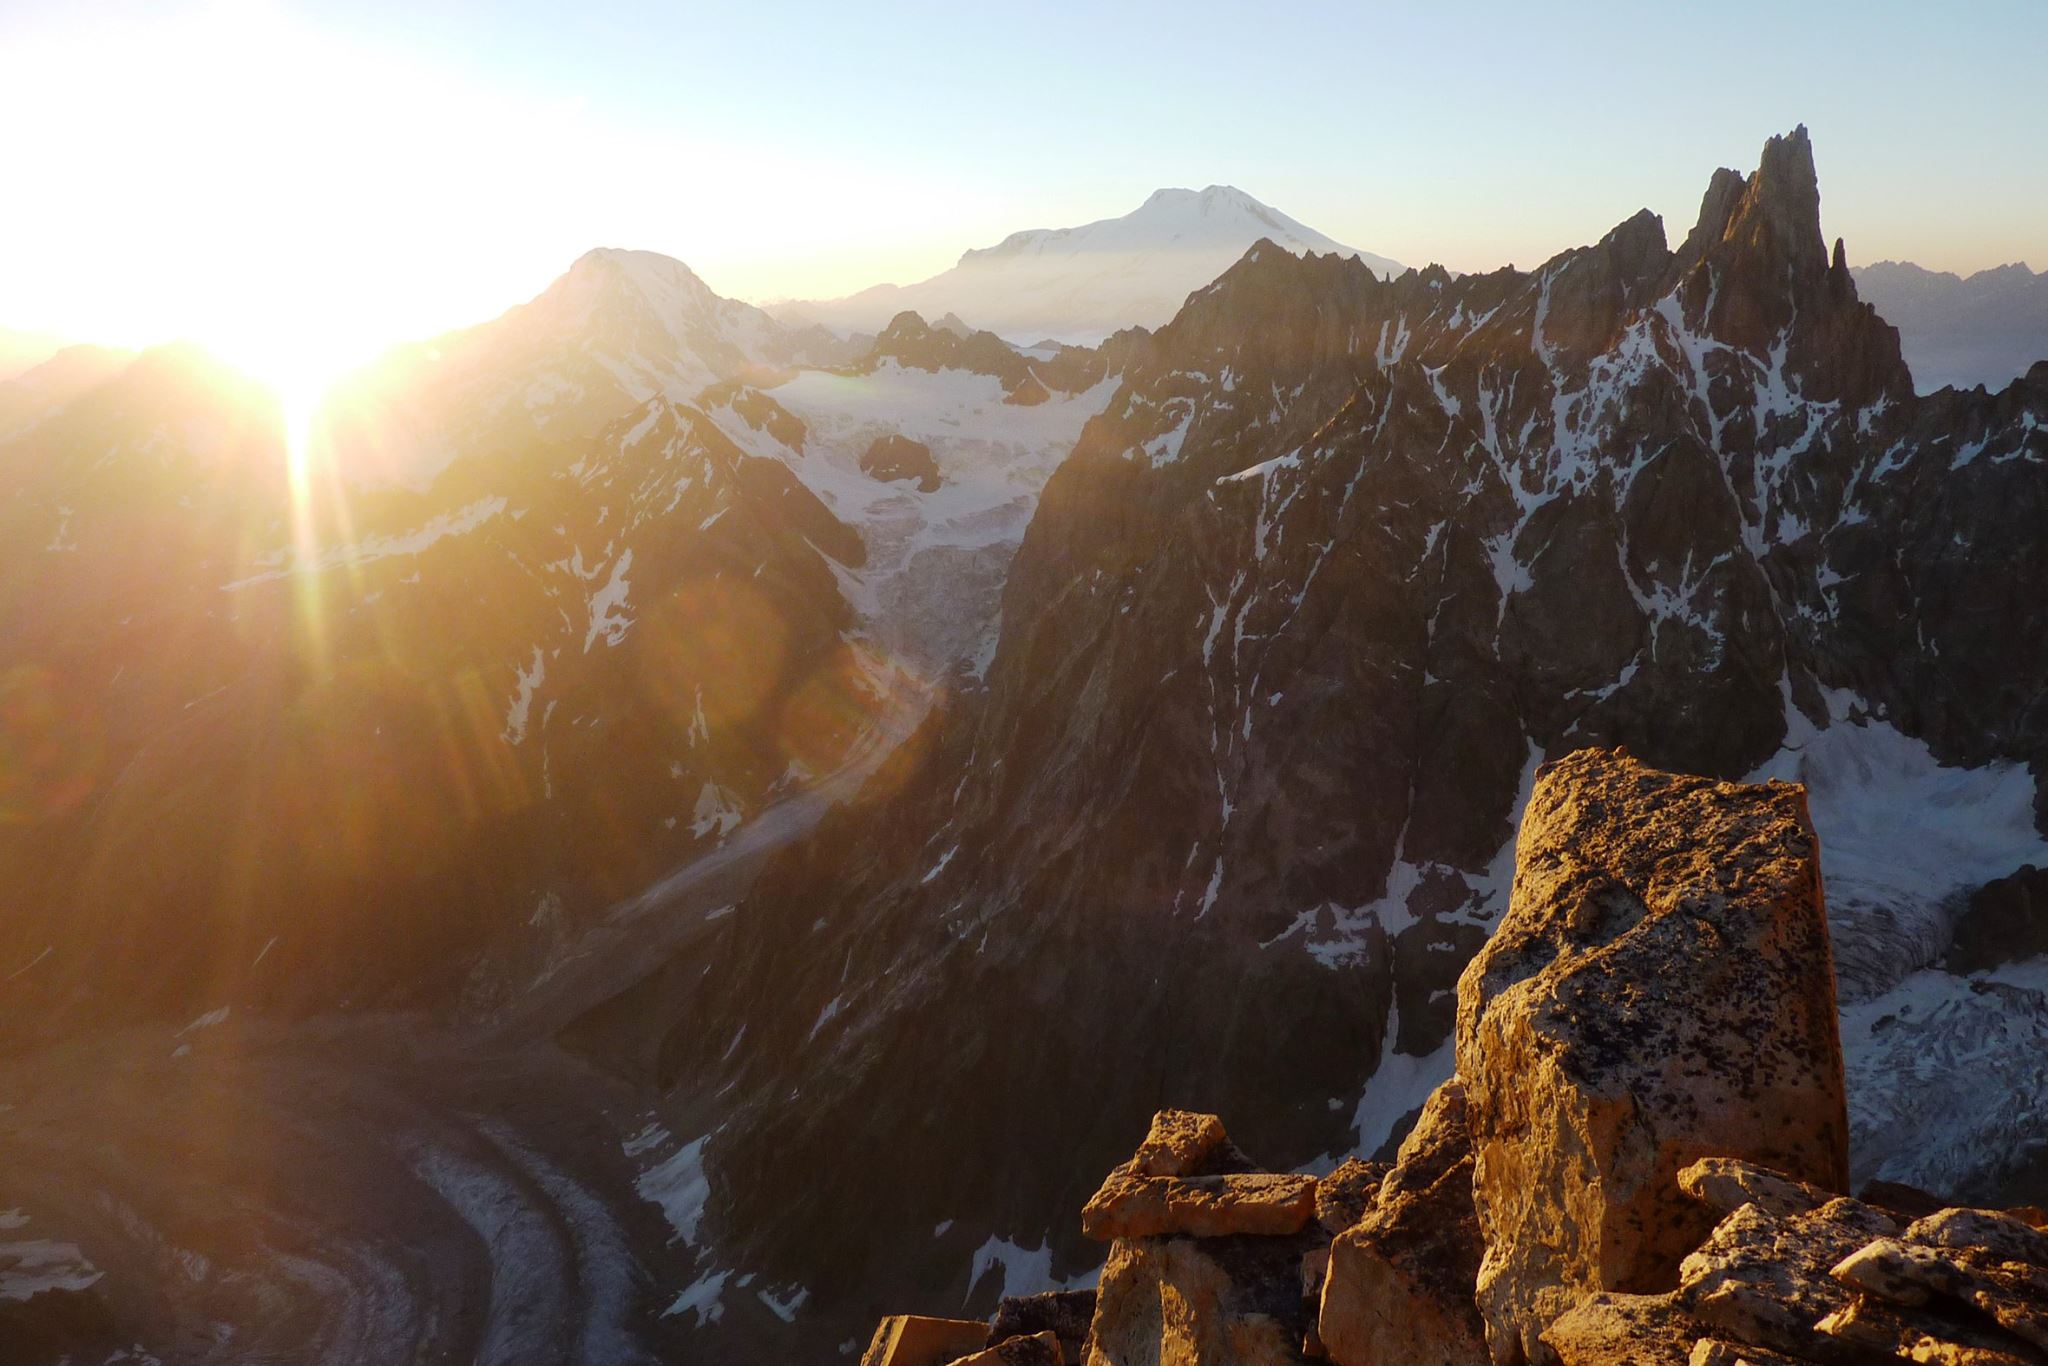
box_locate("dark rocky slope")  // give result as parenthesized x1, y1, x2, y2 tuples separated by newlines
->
(0, 348, 873, 1036)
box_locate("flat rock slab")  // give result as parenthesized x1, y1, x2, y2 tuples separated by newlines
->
(861, 1314, 994, 1366)
(1083, 1170, 1317, 1241)
(954, 1331, 1065, 1366)
(1680, 1158, 1833, 1220)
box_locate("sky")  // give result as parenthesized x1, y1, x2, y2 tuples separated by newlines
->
(3, 0, 2044, 389)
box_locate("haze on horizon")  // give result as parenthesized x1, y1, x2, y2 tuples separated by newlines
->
(4, 0, 2043, 386)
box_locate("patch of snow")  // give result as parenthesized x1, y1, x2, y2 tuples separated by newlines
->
(965, 1235, 1097, 1308)
(582, 549, 635, 651)
(634, 1133, 711, 1247)
(1345, 997, 1456, 1160)
(223, 496, 507, 589)
(665, 1267, 731, 1325)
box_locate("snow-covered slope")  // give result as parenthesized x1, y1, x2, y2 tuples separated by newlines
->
(329, 248, 855, 486)
(704, 361, 1121, 679)
(781, 185, 1404, 344)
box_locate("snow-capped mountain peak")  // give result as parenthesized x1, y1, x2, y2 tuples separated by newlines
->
(962, 184, 1374, 267)
(779, 186, 1405, 345)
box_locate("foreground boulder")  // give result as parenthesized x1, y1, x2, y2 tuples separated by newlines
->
(1456, 749, 1849, 1363)
(1080, 1111, 1322, 1364)
(1317, 1079, 1488, 1365)
(1085, 1234, 1322, 1365)
(1081, 1109, 1316, 1240)
(861, 1315, 995, 1366)
(988, 1291, 1097, 1366)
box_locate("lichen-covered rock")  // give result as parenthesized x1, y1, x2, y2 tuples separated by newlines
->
(1082, 1111, 1313, 1240)
(1833, 1210, 2048, 1354)
(1128, 1110, 1236, 1178)
(1083, 1233, 1322, 1366)
(1679, 1159, 1832, 1220)
(1317, 1080, 1487, 1366)
(1687, 1339, 1826, 1366)
(861, 1314, 995, 1366)
(954, 1331, 1066, 1366)
(1082, 1170, 1318, 1240)
(1539, 1292, 1698, 1366)
(1813, 1294, 2040, 1365)
(1907, 1208, 2048, 1269)
(1675, 1196, 1896, 1357)
(1456, 750, 1850, 1363)
(989, 1291, 1096, 1366)
(1314, 1157, 1389, 1234)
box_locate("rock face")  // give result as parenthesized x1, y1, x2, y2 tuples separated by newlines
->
(1456, 749, 1849, 1363)
(1081, 1111, 1314, 1241)
(1318, 1079, 1488, 1366)
(1082, 1171, 1317, 1241)
(862, 310, 1115, 402)
(861, 433, 944, 491)
(1537, 1154, 2048, 1366)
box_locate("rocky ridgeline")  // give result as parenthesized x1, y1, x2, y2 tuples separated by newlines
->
(859, 750, 2048, 1366)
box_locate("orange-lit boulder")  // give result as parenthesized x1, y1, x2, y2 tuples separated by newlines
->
(1455, 749, 1849, 1363)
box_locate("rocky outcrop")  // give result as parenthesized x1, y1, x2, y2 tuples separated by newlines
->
(860, 433, 943, 491)
(863, 310, 1100, 401)
(1085, 1234, 1321, 1365)
(1457, 749, 1849, 1363)
(1945, 866, 2048, 973)
(1078, 1112, 1322, 1364)
(1317, 1079, 1488, 1366)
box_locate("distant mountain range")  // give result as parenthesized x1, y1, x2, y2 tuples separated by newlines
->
(1853, 260, 2048, 393)
(0, 325, 81, 380)
(774, 184, 1405, 344)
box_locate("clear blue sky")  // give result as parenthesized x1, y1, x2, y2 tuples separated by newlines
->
(3, 0, 2043, 362)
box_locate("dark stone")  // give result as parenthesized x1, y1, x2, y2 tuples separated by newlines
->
(861, 433, 943, 491)
(1946, 866, 2048, 973)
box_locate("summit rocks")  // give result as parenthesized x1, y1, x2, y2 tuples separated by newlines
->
(1457, 749, 1849, 1363)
